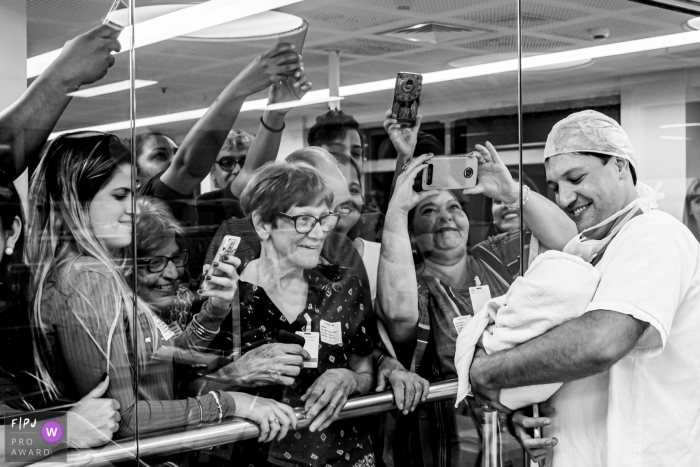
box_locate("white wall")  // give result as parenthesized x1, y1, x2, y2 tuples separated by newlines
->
(1, 0, 28, 202)
(621, 70, 688, 220)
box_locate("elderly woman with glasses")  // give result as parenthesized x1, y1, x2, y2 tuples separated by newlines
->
(223, 161, 377, 467)
(134, 197, 195, 330)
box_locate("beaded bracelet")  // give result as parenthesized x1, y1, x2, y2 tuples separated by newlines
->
(260, 116, 285, 133)
(209, 391, 223, 422)
(503, 184, 531, 211)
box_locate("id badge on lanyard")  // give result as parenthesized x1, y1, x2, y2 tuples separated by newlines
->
(296, 313, 319, 368)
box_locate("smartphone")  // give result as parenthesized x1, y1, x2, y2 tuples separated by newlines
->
(201, 235, 240, 291)
(277, 20, 309, 55)
(276, 329, 306, 347)
(422, 155, 478, 190)
(390, 72, 423, 127)
(103, 0, 126, 28)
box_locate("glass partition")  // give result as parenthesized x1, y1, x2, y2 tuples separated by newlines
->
(10, 0, 698, 466)
(125, 0, 525, 466)
(518, 0, 700, 466)
(1, 0, 139, 464)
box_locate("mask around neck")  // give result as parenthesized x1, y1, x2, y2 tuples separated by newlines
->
(563, 182, 664, 263)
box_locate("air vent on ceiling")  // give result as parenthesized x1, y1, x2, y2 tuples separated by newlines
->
(382, 23, 483, 44)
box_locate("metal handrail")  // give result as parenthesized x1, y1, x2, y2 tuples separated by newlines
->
(36, 380, 459, 467)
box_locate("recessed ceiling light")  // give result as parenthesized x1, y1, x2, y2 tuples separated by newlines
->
(448, 53, 593, 72)
(27, 0, 304, 78)
(685, 17, 700, 30)
(383, 23, 482, 44)
(106, 5, 304, 42)
(67, 79, 158, 98)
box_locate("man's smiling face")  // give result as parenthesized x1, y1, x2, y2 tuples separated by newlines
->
(546, 153, 628, 233)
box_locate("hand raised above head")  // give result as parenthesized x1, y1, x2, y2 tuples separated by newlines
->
(50, 23, 123, 90)
(383, 109, 423, 160)
(388, 153, 439, 214)
(267, 72, 312, 115)
(462, 142, 520, 204)
(231, 44, 303, 98)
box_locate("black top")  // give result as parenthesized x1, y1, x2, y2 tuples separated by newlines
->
(233, 264, 375, 467)
(195, 183, 245, 227)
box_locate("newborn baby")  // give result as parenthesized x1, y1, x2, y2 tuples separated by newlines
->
(455, 250, 600, 410)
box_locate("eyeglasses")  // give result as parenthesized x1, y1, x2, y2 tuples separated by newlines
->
(214, 156, 246, 172)
(276, 212, 339, 234)
(137, 250, 189, 273)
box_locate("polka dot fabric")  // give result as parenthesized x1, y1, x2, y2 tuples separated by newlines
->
(235, 263, 376, 467)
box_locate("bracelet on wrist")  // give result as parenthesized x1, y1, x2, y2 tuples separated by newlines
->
(209, 391, 223, 422)
(195, 396, 204, 426)
(503, 184, 531, 211)
(260, 116, 285, 133)
(191, 314, 219, 339)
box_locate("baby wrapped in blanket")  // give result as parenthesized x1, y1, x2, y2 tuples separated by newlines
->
(455, 250, 600, 410)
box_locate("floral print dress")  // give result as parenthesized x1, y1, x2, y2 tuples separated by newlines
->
(233, 263, 376, 467)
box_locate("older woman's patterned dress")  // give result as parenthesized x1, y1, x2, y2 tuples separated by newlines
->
(233, 263, 376, 467)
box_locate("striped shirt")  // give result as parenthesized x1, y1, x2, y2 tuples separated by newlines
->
(39, 255, 235, 438)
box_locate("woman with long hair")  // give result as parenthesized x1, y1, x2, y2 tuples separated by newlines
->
(26, 132, 296, 442)
(0, 178, 122, 457)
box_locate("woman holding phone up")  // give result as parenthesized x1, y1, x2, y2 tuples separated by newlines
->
(26, 132, 296, 444)
(378, 111, 577, 466)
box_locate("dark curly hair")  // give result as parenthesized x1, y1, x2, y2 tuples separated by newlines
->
(307, 110, 360, 147)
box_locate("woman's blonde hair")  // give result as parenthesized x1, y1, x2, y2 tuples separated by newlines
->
(26, 132, 158, 399)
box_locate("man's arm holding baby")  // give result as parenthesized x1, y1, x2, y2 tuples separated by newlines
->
(470, 309, 648, 412)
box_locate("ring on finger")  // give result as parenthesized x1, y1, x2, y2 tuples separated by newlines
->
(329, 403, 337, 410)
(402, 163, 410, 172)
(270, 418, 280, 424)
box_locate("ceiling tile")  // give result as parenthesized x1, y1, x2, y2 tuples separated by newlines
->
(456, 2, 592, 30)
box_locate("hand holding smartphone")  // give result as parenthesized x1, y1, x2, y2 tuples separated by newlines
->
(422, 155, 478, 190)
(390, 72, 423, 127)
(277, 20, 308, 55)
(201, 235, 241, 292)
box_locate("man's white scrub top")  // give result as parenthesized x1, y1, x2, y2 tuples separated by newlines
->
(544, 209, 700, 467)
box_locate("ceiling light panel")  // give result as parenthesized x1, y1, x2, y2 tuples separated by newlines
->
(67, 79, 158, 98)
(27, 0, 305, 78)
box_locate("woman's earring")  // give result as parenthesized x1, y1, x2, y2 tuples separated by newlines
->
(4, 247, 13, 257)
(410, 237, 418, 256)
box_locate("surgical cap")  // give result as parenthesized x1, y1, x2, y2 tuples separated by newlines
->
(543, 110, 637, 174)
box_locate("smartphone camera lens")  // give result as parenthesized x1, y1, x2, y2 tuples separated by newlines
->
(464, 167, 474, 179)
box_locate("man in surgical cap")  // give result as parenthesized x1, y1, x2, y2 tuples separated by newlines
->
(468, 110, 700, 467)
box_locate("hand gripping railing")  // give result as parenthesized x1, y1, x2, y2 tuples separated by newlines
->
(35, 379, 460, 466)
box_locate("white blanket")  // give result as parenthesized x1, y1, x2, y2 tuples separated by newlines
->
(455, 250, 600, 409)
